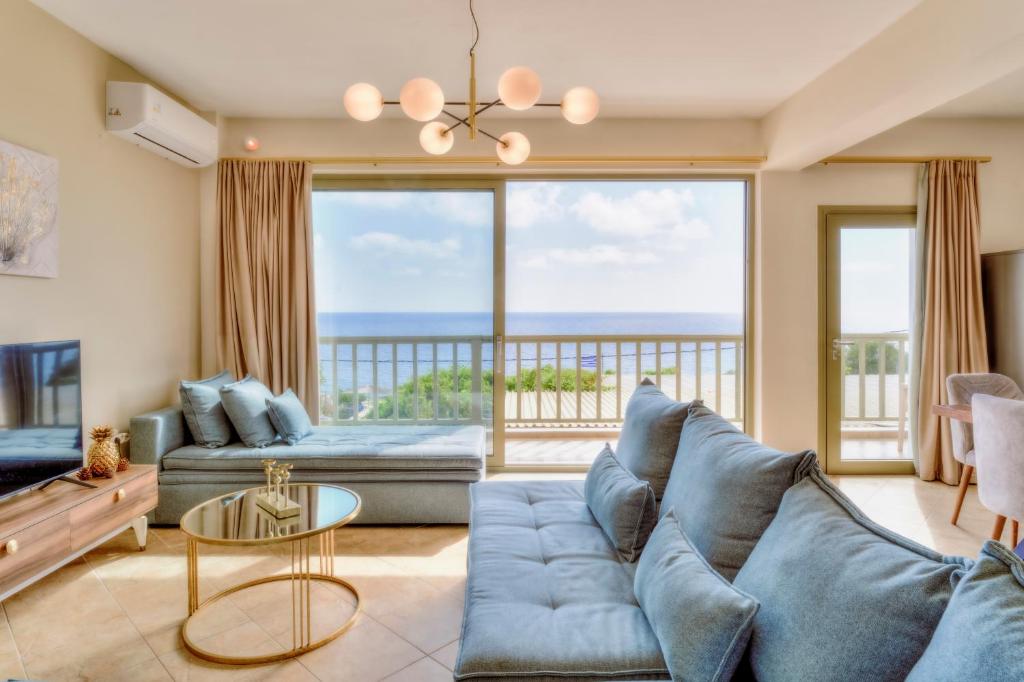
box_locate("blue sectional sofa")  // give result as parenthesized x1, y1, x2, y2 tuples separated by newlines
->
(130, 406, 486, 524)
(455, 381, 1024, 681)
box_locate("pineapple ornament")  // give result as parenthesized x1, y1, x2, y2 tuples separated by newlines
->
(77, 425, 127, 480)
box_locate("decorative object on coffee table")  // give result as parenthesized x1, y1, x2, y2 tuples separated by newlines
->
(78, 425, 126, 480)
(179, 484, 362, 665)
(255, 459, 300, 518)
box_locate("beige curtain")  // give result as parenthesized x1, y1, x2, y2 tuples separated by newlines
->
(216, 159, 319, 421)
(916, 160, 988, 483)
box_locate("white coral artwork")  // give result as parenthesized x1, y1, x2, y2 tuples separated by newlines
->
(0, 140, 58, 278)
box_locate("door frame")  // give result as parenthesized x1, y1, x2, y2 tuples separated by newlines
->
(817, 206, 917, 475)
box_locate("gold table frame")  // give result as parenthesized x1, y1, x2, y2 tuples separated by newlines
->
(180, 487, 362, 665)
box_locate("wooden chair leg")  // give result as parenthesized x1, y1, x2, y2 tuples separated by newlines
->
(992, 515, 1007, 542)
(1013, 520, 1019, 548)
(951, 465, 974, 525)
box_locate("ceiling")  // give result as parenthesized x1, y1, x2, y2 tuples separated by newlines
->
(928, 68, 1024, 117)
(32, 0, 922, 119)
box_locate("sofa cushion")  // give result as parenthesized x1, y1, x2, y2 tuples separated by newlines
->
(584, 445, 657, 562)
(732, 467, 968, 682)
(220, 376, 279, 448)
(635, 510, 759, 682)
(455, 481, 669, 681)
(660, 402, 816, 580)
(162, 425, 486, 476)
(906, 540, 1022, 681)
(615, 378, 689, 499)
(266, 389, 313, 445)
(179, 370, 235, 448)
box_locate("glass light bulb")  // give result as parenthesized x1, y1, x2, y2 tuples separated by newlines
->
(400, 78, 445, 121)
(419, 121, 455, 155)
(343, 83, 383, 121)
(497, 67, 542, 110)
(561, 86, 599, 125)
(496, 131, 530, 165)
(243, 136, 261, 152)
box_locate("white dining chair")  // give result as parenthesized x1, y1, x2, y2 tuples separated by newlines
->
(972, 393, 1024, 545)
(946, 373, 1024, 525)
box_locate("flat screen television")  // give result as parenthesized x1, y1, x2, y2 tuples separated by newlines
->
(0, 340, 83, 500)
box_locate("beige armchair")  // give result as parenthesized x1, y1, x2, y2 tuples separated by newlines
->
(972, 393, 1024, 545)
(945, 373, 1024, 525)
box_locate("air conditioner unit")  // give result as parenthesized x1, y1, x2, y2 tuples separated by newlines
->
(105, 81, 217, 168)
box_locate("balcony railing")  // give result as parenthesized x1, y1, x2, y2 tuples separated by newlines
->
(318, 334, 744, 428)
(839, 332, 909, 428)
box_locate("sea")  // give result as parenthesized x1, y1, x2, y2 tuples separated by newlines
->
(317, 312, 742, 392)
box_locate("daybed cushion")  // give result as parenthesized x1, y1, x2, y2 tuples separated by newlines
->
(635, 510, 759, 682)
(266, 388, 314, 445)
(179, 370, 235, 448)
(660, 402, 816, 580)
(455, 480, 669, 681)
(906, 540, 1024, 681)
(732, 466, 969, 682)
(584, 445, 657, 562)
(220, 376, 279, 448)
(161, 425, 486, 478)
(615, 378, 689, 499)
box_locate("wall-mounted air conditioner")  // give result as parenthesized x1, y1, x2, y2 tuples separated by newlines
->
(105, 81, 217, 168)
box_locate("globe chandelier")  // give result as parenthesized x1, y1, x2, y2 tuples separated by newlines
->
(342, 0, 599, 165)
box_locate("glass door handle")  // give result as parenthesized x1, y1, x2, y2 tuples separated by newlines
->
(495, 335, 503, 367)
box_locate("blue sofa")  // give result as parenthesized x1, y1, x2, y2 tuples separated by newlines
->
(455, 387, 1024, 681)
(130, 406, 486, 524)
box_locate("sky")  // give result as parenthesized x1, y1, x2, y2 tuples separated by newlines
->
(312, 180, 747, 316)
(840, 228, 914, 334)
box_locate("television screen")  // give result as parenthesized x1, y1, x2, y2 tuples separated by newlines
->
(0, 341, 83, 500)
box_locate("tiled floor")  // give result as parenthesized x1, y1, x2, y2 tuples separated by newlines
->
(0, 474, 1004, 681)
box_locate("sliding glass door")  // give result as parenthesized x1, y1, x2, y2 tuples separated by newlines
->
(313, 176, 750, 470)
(312, 180, 504, 465)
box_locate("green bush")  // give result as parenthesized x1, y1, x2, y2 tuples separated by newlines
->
(843, 341, 901, 375)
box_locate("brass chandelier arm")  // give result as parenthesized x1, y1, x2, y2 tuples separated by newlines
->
(440, 109, 507, 146)
(442, 100, 501, 135)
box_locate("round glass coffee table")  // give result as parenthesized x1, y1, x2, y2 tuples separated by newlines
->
(179, 484, 361, 664)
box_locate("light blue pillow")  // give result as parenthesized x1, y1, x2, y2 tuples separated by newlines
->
(906, 540, 1021, 681)
(615, 378, 689, 499)
(635, 510, 759, 682)
(266, 389, 313, 446)
(661, 402, 816, 580)
(732, 466, 969, 682)
(219, 376, 278, 448)
(584, 444, 657, 562)
(179, 370, 235, 448)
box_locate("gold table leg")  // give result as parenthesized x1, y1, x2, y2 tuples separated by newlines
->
(182, 530, 360, 665)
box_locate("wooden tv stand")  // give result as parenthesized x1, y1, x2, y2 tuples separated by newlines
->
(0, 465, 157, 601)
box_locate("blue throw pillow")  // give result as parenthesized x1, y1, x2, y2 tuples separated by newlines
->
(266, 389, 313, 446)
(615, 378, 689, 499)
(179, 370, 236, 447)
(906, 540, 1022, 681)
(219, 376, 278, 448)
(732, 466, 969, 682)
(635, 510, 759, 682)
(584, 444, 657, 562)
(661, 402, 816, 580)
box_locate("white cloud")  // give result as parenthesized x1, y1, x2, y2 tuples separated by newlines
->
(523, 244, 659, 269)
(569, 188, 706, 238)
(426, 193, 490, 227)
(351, 231, 460, 259)
(507, 183, 564, 229)
(318, 192, 411, 209)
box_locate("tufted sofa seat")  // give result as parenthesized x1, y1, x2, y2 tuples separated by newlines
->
(455, 480, 670, 681)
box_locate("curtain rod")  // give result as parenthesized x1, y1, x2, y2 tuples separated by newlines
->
(821, 155, 992, 165)
(218, 155, 768, 166)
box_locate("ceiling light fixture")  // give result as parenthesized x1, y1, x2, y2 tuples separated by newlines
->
(342, 0, 598, 165)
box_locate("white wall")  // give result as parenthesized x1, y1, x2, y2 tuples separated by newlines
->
(0, 0, 201, 431)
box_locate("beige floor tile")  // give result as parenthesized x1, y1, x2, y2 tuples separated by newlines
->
(296, 615, 423, 682)
(430, 638, 460, 671)
(161, 621, 318, 681)
(374, 580, 465, 654)
(0, 605, 26, 680)
(383, 655, 455, 681)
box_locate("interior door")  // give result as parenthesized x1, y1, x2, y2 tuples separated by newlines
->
(823, 209, 917, 474)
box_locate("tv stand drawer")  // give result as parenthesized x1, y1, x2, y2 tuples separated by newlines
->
(70, 468, 157, 551)
(0, 512, 72, 593)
